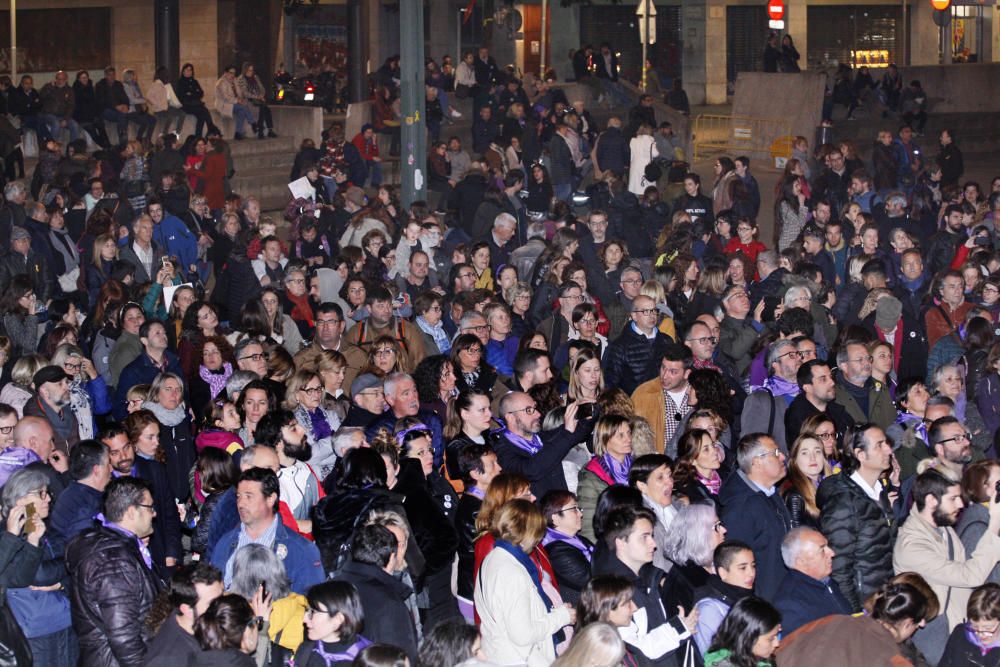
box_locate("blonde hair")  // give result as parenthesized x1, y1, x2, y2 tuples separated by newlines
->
(639, 279, 666, 304)
(493, 498, 547, 550)
(552, 623, 625, 667)
(284, 369, 322, 410)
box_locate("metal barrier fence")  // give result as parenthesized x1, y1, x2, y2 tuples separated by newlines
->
(692, 114, 794, 167)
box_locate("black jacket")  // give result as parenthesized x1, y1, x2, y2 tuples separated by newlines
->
(450, 173, 489, 233)
(771, 568, 853, 635)
(190, 649, 256, 667)
(65, 524, 162, 667)
(490, 422, 592, 500)
(892, 279, 931, 323)
(718, 472, 791, 602)
(939, 623, 1000, 667)
(213, 255, 263, 324)
(143, 613, 200, 667)
(455, 493, 481, 599)
(609, 192, 655, 260)
(133, 456, 184, 578)
(545, 534, 594, 604)
(860, 311, 929, 383)
(937, 143, 964, 188)
(73, 80, 102, 123)
(926, 229, 963, 278)
(393, 461, 458, 576)
(0, 248, 54, 303)
(748, 267, 789, 311)
(175, 76, 207, 107)
(816, 471, 897, 612)
(602, 324, 675, 395)
(661, 558, 711, 615)
(94, 78, 129, 111)
(591, 552, 688, 667)
(595, 127, 630, 176)
(333, 560, 419, 664)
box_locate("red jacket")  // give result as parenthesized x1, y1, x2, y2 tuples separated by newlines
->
(352, 133, 379, 161)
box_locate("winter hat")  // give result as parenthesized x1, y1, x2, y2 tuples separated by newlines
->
(875, 296, 903, 331)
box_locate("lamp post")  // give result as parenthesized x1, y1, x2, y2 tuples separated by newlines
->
(636, 0, 656, 92)
(9, 0, 16, 82)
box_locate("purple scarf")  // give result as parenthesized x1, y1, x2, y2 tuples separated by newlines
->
(496, 425, 542, 455)
(697, 470, 722, 495)
(96, 512, 153, 571)
(603, 453, 633, 485)
(198, 363, 233, 400)
(466, 486, 485, 500)
(308, 407, 333, 441)
(541, 527, 593, 561)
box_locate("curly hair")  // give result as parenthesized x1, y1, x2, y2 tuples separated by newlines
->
(687, 368, 733, 425)
(413, 354, 452, 405)
(195, 334, 234, 370)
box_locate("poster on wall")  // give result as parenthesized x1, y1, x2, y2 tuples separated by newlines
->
(0, 8, 111, 74)
(295, 24, 348, 76)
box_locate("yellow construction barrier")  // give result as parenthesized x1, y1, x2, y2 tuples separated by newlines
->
(693, 114, 794, 168)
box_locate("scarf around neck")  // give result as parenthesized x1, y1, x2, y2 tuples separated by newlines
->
(496, 423, 542, 455)
(494, 539, 553, 612)
(541, 527, 593, 562)
(761, 374, 801, 399)
(602, 453, 633, 485)
(199, 363, 233, 400)
(697, 470, 723, 495)
(142, 400, 187, 427)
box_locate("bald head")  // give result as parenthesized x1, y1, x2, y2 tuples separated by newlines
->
(240, 444, 279, 473)
(14, 416, 54, 462)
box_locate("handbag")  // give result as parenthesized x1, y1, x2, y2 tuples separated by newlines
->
(0, 595, 31, 666)
(643, 141, 662, 182)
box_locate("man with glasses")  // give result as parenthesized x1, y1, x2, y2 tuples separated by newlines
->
(344, 286, 426, 372)
(66, 476, 162, 667)
(741, 340, 802, 454)
(632, 344, 693, 451)
(449, 262, 477, 297)
(833, 340, 897, 430)
(113, 320, 184, 419)
(458, 311, 491, 347)
(617, 266, 644, 312)
(719, 432, 791, 601)
(0, 404, 17, 449)
(295, 303, 366, 392)
(367, 372, 445, 467)
(894, 468, 1000, 664)
(493, 391, 590, 498)
(344, 374, 385, 429)
(25, 365, 81, 455)
(603, 295, 674, 395)
(537, 281, 584, 356)
(719, 285, 762, 376)
(785, 360, 851, 442)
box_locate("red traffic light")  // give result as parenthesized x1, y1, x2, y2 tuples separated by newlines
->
(767, 0, 784, 20)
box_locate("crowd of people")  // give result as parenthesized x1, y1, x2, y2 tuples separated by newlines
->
(0, 52, 996, 667)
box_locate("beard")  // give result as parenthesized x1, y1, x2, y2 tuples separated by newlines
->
(932, 505, 959, 527)
(282, 435, 312, 462)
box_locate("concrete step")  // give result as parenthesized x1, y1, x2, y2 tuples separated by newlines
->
(227, 135, 298, 156)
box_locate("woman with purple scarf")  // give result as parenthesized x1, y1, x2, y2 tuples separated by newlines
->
(539, 489, 594, 604)
(576, 414, 633, 543)
(188, 335, 235, 423)
(286, 369, 342, 479)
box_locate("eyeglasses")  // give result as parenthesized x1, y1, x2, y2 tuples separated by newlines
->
(64, 362, 83, 372)
(136, 502, 156, 512)
(815, 432, 837, 441)
(621, 279, 642, 286)
(508, 405, 538, 415)
(239, 353, 266, 362)
(26, 488, 49, 500)
(555, 506, 582, 515)
(374, 348, 396, 357)
(632, 308, 656, 316)
(459, 272, 476, 280)
(969, 621, 1000, 637)
(937, 432, 973, 445)
(775, 350, 803, 361)
(127, 398, 145, 407)
(577, 318, 597, 325)
(462, 325, 491, 333)
(305, 607, 330, 619)
(301, 385, 323, 395)
(847, 356, 874, 364)
(687, 336, 718, 345)
(0, 426, 12, 435)
(754, 449, 784, 460)
(359, 389, 385, 398)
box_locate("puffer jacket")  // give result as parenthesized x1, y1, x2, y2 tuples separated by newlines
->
(393, 460, 458, 575)
(816, 471, 897, 612)
(602, 324, 675, 396)
(65, 524, 162, 667)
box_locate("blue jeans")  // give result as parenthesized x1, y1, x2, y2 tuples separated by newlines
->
(365, 160, 383, 187)
(232, 103, 255, 135)
(18, 114, 52, 143)
(554, 182, 573, 202)
(40, 114, 80, 141)
(101, 108, 155, 141)
(29, 626, 79, 667)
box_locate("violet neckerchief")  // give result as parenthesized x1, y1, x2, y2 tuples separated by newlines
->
(759, 374, 800, 398)
(308, 407, 333, 441)
(198, 363, 233, 400)
(95, 512, 154, 570)
(313, 636, 373, 665)
(603, 454, 633, 485)
(541, 527, 593, 561)
(697, 470, 722, 495)
(495, 424, 542, 455)
(466, 486, 485, 500)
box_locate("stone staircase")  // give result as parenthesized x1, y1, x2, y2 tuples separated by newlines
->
(228, 135, 299, 212)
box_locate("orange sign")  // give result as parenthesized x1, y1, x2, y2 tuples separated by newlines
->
(931, 0, 950, 10)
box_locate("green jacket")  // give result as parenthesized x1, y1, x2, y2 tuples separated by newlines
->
(833, 377, 896, 431)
